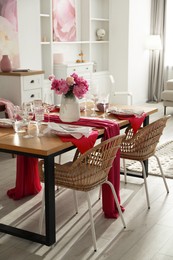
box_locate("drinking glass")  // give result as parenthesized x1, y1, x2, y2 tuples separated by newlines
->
(12, 105, 26, 133)
(43, 93, 54, 123)
(90, 92, 98, 117)
(89, 80, 99, 117)
(99, 93, 110, 118)
(23, 102, 34, 138)
(34, 106, 45, 136)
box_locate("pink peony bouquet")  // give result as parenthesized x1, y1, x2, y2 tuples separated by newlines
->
(49, 73, 89, 99)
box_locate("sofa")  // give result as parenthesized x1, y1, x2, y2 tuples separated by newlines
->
(161, 79, 173, 115)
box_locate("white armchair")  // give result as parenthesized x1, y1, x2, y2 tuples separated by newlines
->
(161, 79, 173, 115)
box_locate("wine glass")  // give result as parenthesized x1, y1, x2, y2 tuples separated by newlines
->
(89, 80, 99, 117)
(34, 106, 45, 137)
(22, 102, 34, 138)
(99, 93, 110, 119)
(43, 93, 54, 123)
(12, 105, 26, 133)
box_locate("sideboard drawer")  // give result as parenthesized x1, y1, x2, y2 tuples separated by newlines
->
(54, 62, 93, 79)
(23, 89, 42, 103)
(23, 75, 42, 90)
(67, 64, 93, 75)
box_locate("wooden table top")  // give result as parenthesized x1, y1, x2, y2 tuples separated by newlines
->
(0, 105, 158, 157)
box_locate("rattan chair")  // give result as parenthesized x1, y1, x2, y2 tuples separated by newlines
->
(38, 134, 126, 251)
(120, 115, 170, 209)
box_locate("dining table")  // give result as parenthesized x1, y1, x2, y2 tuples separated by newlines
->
(0, 104, 158, 246)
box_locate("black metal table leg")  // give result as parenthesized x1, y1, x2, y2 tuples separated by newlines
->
(44, 156, 56, 245)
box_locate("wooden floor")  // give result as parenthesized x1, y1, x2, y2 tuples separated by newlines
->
(0, 102, 173, 260)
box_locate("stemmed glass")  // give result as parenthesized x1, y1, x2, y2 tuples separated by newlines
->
(99, 93, 110, 119)
(13, 105, 26, 133)
(43, 93, 54, 123)
(90, 92, 98, 117)
(22, 102, 34, 138)
(34, 106, 45, 137)
(89, 81, 98, 117)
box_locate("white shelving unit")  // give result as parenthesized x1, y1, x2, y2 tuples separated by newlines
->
(40, 0, 53, 79)
(39, 0, 109, 75)
(39, 0, 54, 103)
(39, 0, 110, 103)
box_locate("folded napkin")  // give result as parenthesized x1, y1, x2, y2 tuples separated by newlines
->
(108, 107, 146, 134)
(0, 118, 13, 127)
(109, 107, 144, 116)
(60, 130, 98, 154)
(115, 113, 146, 134)
(43, 122, 92, 139)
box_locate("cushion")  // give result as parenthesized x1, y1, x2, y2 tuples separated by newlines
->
(161, 90, 173, 101)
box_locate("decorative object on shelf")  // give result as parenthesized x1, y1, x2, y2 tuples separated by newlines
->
(53, 53, 64, 64)
(96, 29, 106, 41)
(0, 54, 12, 72)
(49, 73, 89, 122)
(76, 51, 85, 63)
(0, 4, 20, 69)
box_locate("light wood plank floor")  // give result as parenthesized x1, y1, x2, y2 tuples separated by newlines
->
(0, 102, 173, 260)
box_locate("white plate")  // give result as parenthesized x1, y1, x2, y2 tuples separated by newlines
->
(108, 108, 144, 117)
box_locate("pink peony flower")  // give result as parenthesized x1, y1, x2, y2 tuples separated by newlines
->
(49, 73, 89, 99)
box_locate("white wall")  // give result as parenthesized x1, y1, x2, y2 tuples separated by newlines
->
(17, 0, 41, 69)
(109, 0, 151, 105)
(128, 0, 151, 104)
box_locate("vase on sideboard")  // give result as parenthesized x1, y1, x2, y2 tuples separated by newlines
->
(0, 55, 12, 72)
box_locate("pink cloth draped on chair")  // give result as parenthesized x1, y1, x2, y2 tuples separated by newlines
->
(0, 98, 14, 119)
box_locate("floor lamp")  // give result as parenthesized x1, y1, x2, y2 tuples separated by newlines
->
(145, 35, 162, 102)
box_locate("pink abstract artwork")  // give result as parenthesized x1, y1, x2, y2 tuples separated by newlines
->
(0, 0, 20, 68)
(53, 0, 76, 42)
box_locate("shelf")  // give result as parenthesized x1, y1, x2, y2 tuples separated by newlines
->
(91, 18, 109, 22)
(91, 41, 109, 44)
(53, 41, 90, 44)
(40, 14, 50, 17)
(41, 42, 51, 45)
(39, 0, 109, 80)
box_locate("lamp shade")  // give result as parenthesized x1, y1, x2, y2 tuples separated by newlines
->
(145, 35, 162, 50)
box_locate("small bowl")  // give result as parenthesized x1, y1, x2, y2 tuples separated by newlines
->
(96, 103, 109, 112)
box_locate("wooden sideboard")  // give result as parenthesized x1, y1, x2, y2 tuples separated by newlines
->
(0, 70, 44, 105)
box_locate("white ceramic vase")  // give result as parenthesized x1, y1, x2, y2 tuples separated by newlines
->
(59, 94, 80, 122)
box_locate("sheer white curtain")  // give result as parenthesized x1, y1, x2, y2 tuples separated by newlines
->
(148, 0, 166, 102)
(164, 0, 173, 80)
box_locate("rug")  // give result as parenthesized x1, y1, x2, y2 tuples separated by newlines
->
(122, 140, 173, 179)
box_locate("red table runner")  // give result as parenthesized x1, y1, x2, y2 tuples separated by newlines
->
(7, 156, 42, 200)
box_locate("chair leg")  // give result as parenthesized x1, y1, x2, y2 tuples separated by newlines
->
(98, 186, 101, 200)
(153, 154, 169, 193)
(86, 192, 97, 252)
(141, 161, 150, 209)
(164, 106, 166, 115)
(123, 159, 127, 184)
(73, 190, 78, 214)
(104, 180, 126, 228)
